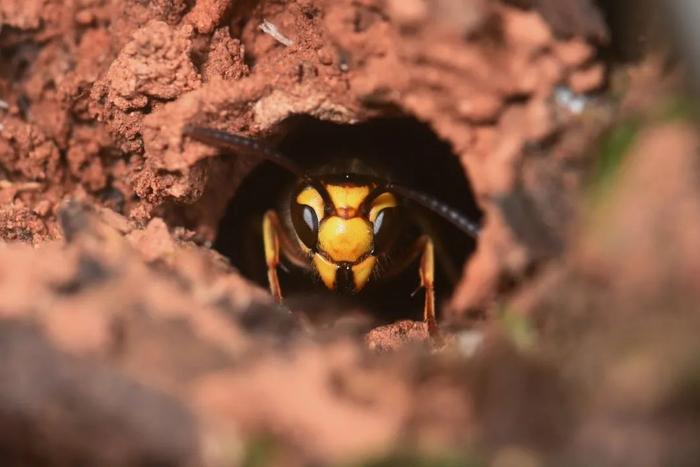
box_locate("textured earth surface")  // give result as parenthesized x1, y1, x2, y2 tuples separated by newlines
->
(0, 1, 698, 466)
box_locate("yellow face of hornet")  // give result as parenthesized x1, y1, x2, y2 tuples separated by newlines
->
(291, 182, 398, 293)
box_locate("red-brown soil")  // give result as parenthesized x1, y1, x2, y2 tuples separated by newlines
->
(1, 1, 698, 466)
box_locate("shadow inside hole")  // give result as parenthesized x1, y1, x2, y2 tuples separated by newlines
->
(214, 116, 483, 325)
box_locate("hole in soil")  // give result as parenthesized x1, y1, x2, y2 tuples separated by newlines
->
(214, 116, 483, 325)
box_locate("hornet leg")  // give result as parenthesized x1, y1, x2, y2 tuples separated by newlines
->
(263, 210, 283, 303)
(391, 235, 442, 342)
(417, 236, 441, 343)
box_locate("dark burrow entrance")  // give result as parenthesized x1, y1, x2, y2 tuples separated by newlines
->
(214, 116, 483, 326)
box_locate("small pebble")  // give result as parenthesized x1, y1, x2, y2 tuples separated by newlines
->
(554, 85, 590, 115)
(75, 10, 95, 25)
(317, 47, 334, 66)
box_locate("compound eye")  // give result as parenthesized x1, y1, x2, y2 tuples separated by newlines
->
(291, 203, 319, 250)
(372, 207, 399, 253)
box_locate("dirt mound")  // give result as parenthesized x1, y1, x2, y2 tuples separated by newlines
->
(1, 0, 698, 465)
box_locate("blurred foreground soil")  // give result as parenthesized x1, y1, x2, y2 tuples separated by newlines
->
(0, 0, 699, 466)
